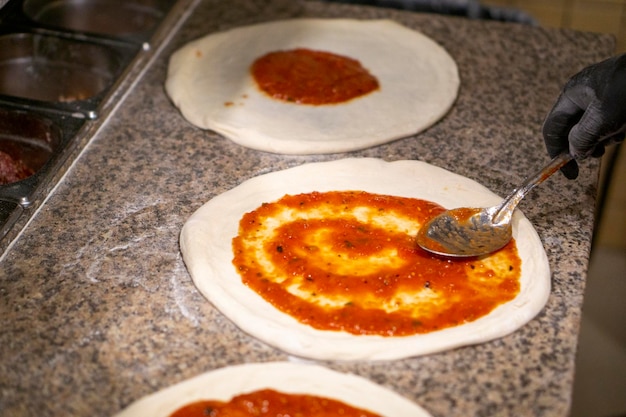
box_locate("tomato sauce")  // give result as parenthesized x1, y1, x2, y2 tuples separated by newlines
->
(449, 207, 482, 222)
(168, 388, 381, 417)
(250, 48, 379, 104)
(232, 191, 521, 336)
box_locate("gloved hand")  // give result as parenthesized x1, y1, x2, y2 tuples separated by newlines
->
(542, 54, 626, 179)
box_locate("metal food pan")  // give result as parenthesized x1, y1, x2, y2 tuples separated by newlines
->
(24, 0, 173, 39)
(0, 106, 84, 206)
(1, 0, 176, 44)
(0, 109, 59, 185)
(0, 199, 22, 242)
(0, 30, 138, 119)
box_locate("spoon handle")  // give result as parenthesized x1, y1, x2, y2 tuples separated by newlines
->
(493, 152, 573, 224)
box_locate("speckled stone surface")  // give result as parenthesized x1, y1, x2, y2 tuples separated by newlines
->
(0, 1, 615, 416)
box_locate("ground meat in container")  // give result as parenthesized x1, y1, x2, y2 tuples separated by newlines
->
(0, 150, 34, 184)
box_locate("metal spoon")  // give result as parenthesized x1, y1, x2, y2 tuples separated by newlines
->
(416, 152, 573, 257)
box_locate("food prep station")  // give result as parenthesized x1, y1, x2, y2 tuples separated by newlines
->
(0, 0, 193, 250)
(0, 0, 615, 416)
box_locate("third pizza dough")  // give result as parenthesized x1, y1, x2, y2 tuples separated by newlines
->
(114, 362, 433, 417)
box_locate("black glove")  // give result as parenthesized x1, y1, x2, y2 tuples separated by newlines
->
(542, 54, 626, 179)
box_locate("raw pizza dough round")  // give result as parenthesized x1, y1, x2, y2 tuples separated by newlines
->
(165, 19, 459, 154)
(180, 158, 551, 361)
(113, 362, 433, 417)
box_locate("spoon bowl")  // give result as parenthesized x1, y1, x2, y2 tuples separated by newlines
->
(416, 152, 573, 257)
(416, 205, 513, 257)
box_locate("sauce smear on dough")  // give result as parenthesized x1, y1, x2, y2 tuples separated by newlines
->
(168, 388, 382, 417)
(233, 191, 521, 336)
(250, 48, 379, 104)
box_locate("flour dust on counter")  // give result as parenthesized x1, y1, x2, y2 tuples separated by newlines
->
(179, 158, 551, 361)
(113, 362, 433, 417)
(165, 18, 459, 154)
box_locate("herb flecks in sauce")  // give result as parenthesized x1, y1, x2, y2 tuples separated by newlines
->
(251, 48, 379, 105)
(233, 191, 521, 336)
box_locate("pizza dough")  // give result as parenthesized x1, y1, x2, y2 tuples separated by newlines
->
(180, 158, 550, 360)
(113, 362, 433, 417)
(165, 19, 459, 154)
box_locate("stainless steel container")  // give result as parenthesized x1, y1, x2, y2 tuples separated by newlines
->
(0, 0, 178, 249)
(22, 0, 172, 40)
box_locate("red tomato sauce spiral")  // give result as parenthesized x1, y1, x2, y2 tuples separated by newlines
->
(233, 191, 521, 337)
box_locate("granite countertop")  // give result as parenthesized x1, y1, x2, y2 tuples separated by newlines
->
(0, 1, 615, 416)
